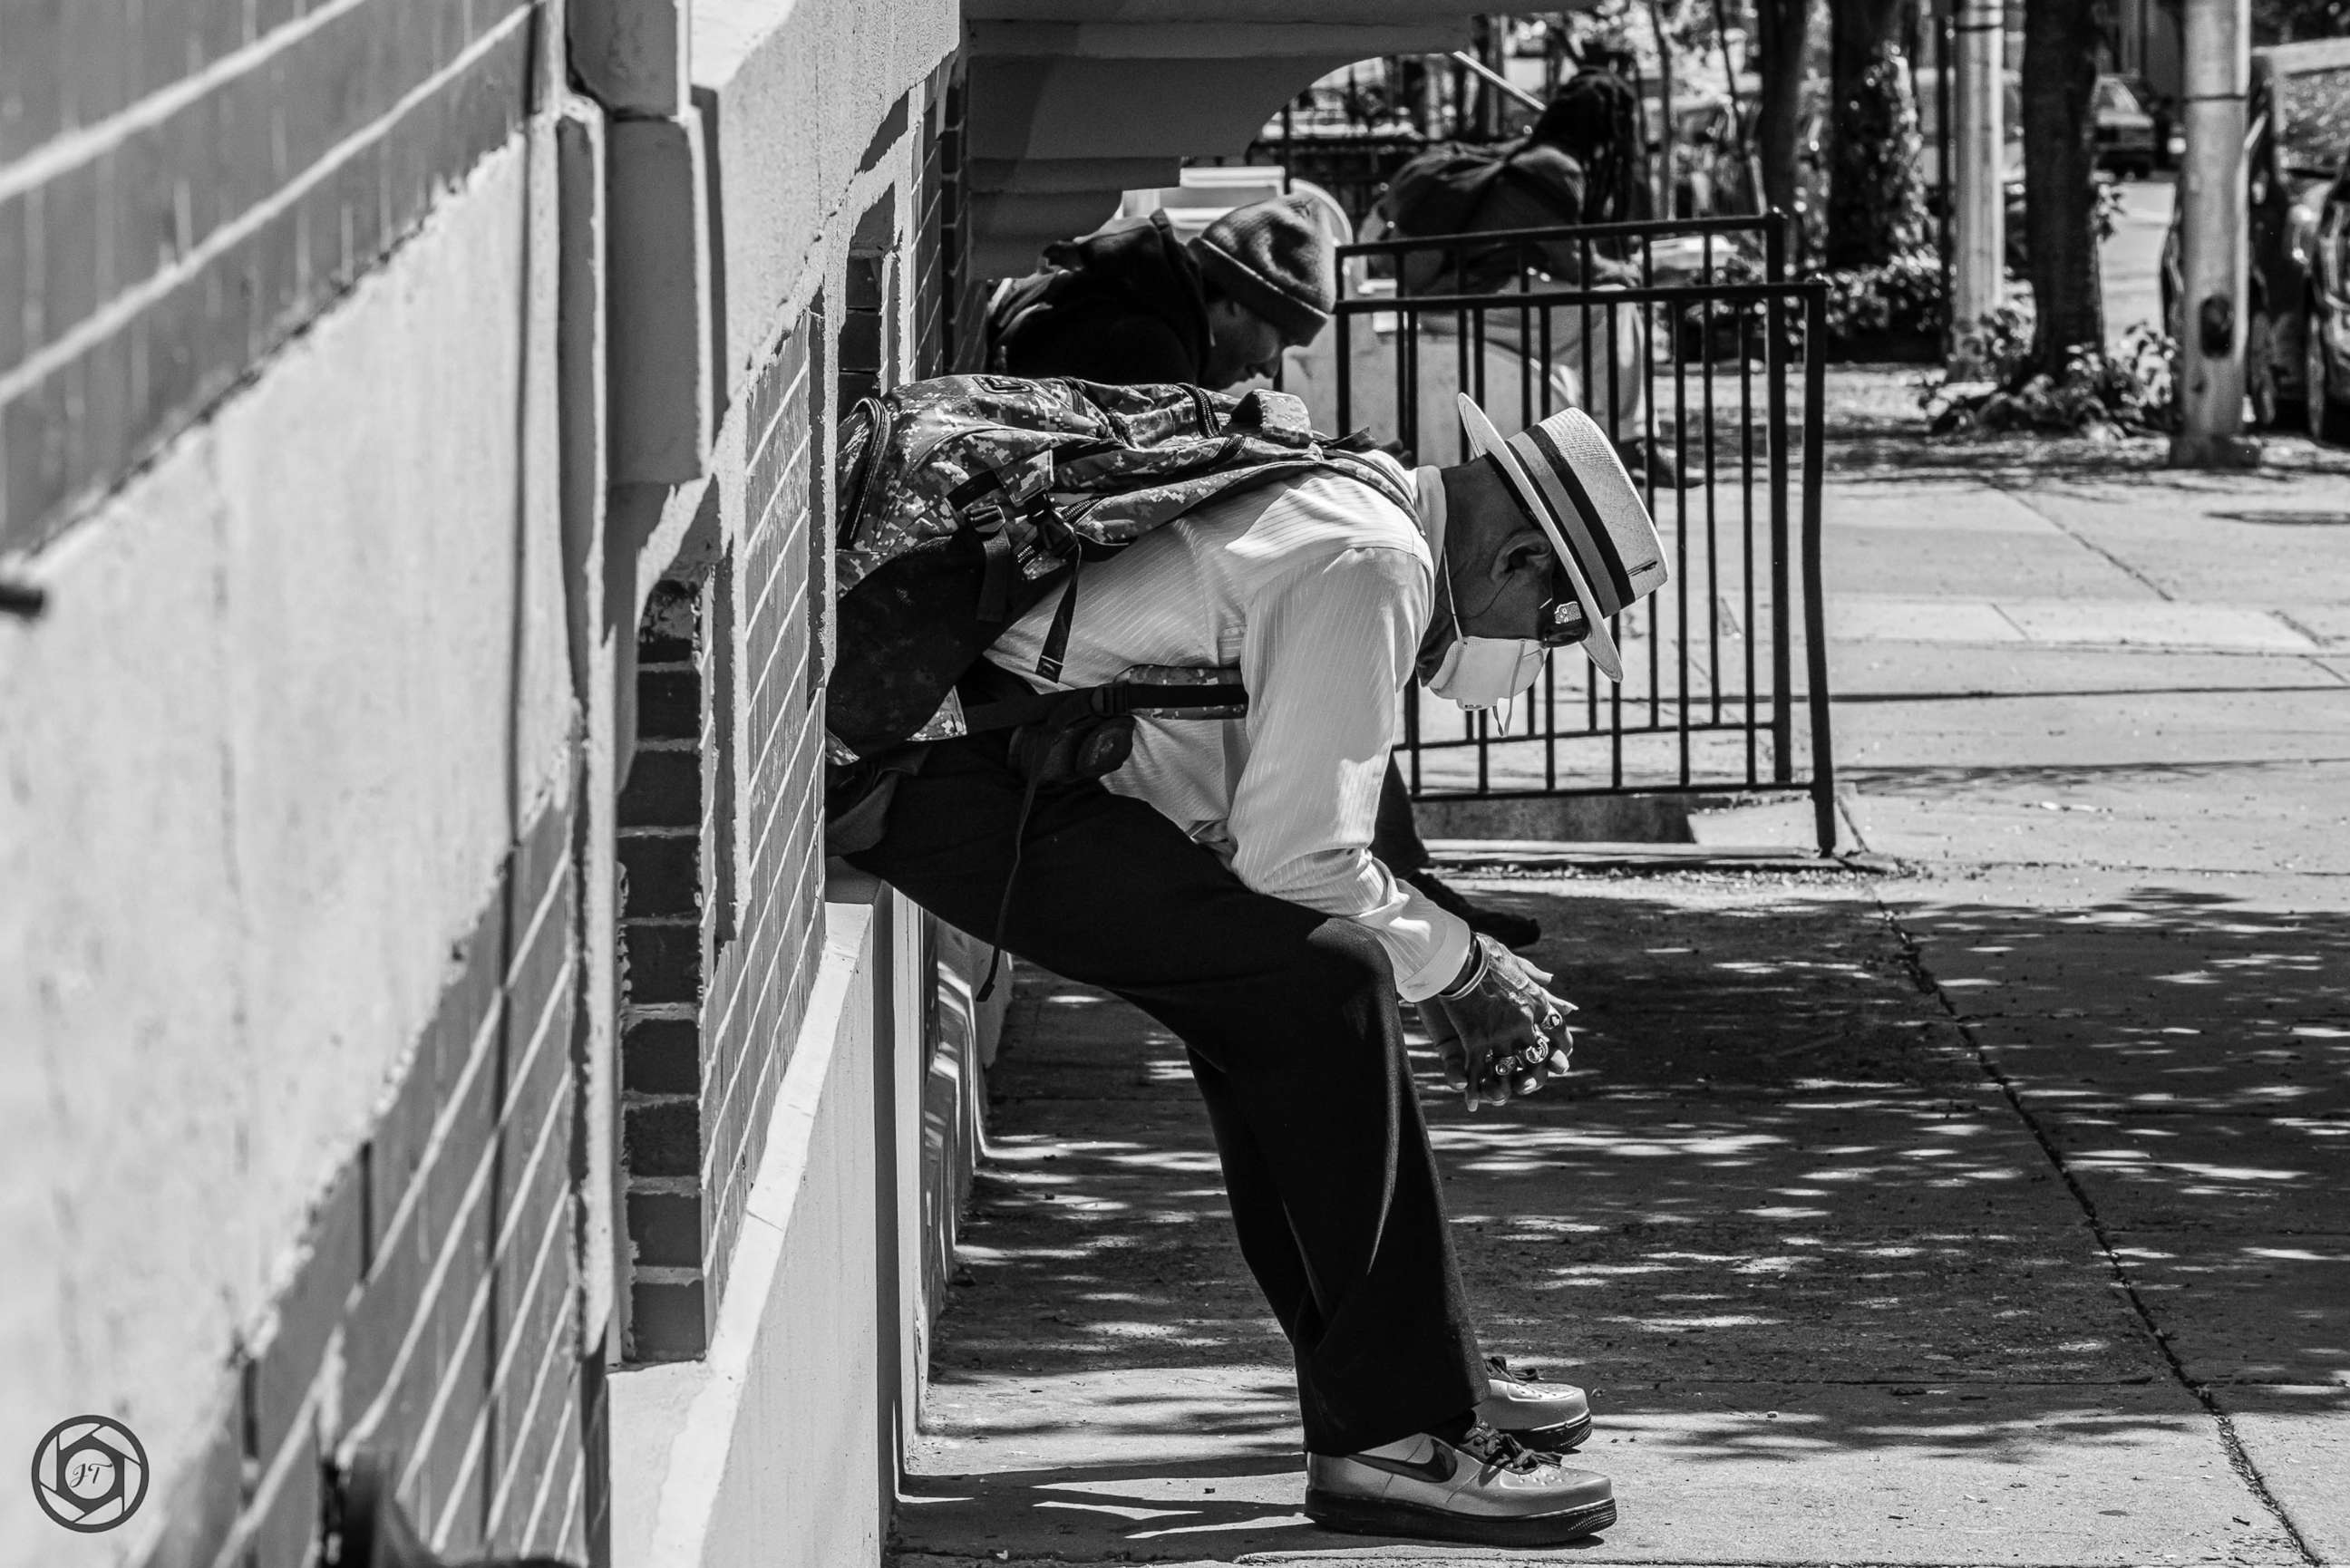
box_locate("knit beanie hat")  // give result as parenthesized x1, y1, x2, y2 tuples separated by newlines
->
(1190, 195, 1335, 344)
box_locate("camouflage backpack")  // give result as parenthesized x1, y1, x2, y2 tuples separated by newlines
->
(827, 374, 1413, 759)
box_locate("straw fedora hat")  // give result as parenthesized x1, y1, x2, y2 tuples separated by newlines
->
(1454, 393, 1668, 682)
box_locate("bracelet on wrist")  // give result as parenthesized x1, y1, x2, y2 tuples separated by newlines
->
(1437, 936, 1491, 1001)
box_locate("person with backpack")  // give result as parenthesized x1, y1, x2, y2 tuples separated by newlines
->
(987, 194, 1333, 390)
(1291, 69, 1682, 488)
(830, 377, 1670, 1547)
(986, 193, 1542, 950)
(1384, 67, 1651, 293)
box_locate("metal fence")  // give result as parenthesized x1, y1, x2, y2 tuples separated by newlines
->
(1293, 212, 1838, 852)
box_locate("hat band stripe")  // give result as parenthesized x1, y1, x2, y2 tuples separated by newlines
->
(1452, 392, 1626, 681)
(1510, 424, 1631, 615)
(1522, 421, 1639, 609)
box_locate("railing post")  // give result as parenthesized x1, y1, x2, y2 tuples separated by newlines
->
(1801, 289, 1838, 854)
(1765, 279, 1794, 785)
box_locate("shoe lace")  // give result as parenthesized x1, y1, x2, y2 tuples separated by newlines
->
(1454, 1422, 1556, 1476)
(1485, 1354, 1545, 1385)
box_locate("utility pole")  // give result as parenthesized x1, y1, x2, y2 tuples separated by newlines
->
(2169, 0, 2258, 467)
(1949, 0, 2005, 374)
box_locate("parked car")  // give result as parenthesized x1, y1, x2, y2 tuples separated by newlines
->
(2161, 37, 2350, 431)
(2305, 150, 2350, 440)
(2094, 74, 2158, 178)
(2115, 72, 2184, 169)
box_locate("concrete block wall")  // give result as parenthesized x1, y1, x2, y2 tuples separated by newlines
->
(103, 787, 588, 1568)
(0, 0, 547, 553)
(1, 4, 591, 1565)
(7, 0, 1001, 1563)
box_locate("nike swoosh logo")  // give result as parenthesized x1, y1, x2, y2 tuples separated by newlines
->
(1353, 1446, 1458, 1485)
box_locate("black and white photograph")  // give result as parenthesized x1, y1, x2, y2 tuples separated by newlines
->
(3, 0, 2345, 1564)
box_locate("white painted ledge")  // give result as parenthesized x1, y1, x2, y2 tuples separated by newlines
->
(607, 870, 1004, 1568)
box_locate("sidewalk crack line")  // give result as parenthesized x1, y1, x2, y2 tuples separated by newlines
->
(1873, 895, 2322, 1568)
(1987, 479, 2179, 602)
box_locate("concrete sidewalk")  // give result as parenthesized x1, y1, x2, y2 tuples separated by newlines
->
(889, 393, 2350, 1567)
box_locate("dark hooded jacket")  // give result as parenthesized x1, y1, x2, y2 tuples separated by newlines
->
(986, 211, 1212, 384)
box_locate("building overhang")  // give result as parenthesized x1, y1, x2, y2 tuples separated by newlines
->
(960, 2, 1495, 276)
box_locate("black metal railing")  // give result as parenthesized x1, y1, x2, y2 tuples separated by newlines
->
(1293, 212, 1837, 853)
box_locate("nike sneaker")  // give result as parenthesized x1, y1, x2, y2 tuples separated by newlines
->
(1304, 1421, 1617, 1546)
(1478, 1354, 1593, 1450)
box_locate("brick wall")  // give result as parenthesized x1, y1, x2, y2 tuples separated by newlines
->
(613, 309, 830, 1360)
(704, 307, 828, 1323)
(0, 0, 544, 553)
(140, 789, 588, 1568)
(9, 7, 969, 1559)
(617, 577, 714, 1359)
(917, 62, 981, 376)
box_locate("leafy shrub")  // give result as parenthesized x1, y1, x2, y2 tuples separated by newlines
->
(1674, 244, 1949, 362)
(1821, 248, 1948, 344)
(1923, 315, 2179, 437)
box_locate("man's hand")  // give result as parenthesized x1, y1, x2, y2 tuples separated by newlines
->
(1417, 935, 1578, 1112)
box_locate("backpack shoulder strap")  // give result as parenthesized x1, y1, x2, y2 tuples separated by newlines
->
(1318, 450, 1420, 519)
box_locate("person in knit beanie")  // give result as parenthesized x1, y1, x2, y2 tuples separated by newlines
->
(986, 195, 1335, 391)
(1186, 194, 1336, 383)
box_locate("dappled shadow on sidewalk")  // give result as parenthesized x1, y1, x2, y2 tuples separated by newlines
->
(894, 1382, 2305, 1565)
(1887, 872, 2350, 1405)
(897, 870, 2338, 1564)
(1891, 876, 2350, 1123)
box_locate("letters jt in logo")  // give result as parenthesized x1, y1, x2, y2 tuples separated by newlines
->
(31, 1416, 149, 1534)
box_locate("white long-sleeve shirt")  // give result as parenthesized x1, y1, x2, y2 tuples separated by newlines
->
(984, 456, 1474, 1001)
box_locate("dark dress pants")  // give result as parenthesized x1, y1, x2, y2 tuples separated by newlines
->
(846, 730, 1486, 1455)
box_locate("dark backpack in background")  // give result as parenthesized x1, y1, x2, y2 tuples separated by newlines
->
(1382, 141, 1579, 235)
(1380, 140, 1594, 293)
(983, 267, 1070, 368)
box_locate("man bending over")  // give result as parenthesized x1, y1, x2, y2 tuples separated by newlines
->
(845, 394, 1664, 1547)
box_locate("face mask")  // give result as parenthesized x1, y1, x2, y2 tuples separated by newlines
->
(1423, 577, 1547, 731)
(1424, 632, 1546, 721)
(1416, 467, 1548, 727)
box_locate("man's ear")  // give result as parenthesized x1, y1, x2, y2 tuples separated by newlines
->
(1490, 527, 1555, 584)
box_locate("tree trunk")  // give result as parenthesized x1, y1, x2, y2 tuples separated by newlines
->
(1826, 0, 1926, 269)
(1753, 0, 1814, 222)
(2020, 0, 2107, 378)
